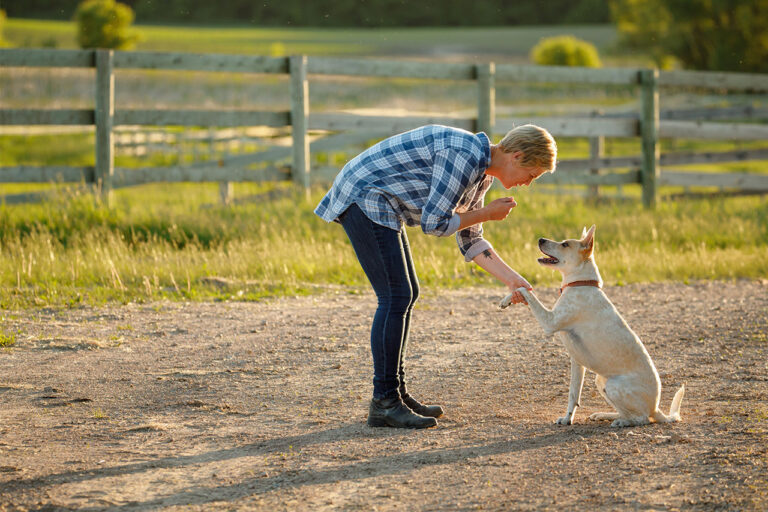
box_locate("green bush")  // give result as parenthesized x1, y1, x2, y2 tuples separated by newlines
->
(530, 35, 602, 67)
(0, 9, 9, 48)
(74, 0, 139, 50)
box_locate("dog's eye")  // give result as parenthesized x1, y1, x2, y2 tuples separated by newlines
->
(562, 242, 569, 248)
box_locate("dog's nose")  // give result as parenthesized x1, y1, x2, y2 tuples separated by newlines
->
(538, 238, 546, 246)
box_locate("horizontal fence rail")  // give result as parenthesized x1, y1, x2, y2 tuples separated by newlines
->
(1, 48, 767, 207)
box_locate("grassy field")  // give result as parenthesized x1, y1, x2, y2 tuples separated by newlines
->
(3, 18, 622, 63)
(0, 182, 766, 309)
(1, 19, 767, 310)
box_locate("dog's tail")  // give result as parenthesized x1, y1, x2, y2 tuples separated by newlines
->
(652, 384, 685, 423)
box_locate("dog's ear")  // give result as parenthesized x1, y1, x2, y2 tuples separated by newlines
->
(581, 226, 588, 238)
(580, 224, 596, 256)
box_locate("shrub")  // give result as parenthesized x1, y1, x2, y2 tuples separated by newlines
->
(0, 9, 9, 48)
(74, 0, 139, 50)
(530, 35, 602, 67)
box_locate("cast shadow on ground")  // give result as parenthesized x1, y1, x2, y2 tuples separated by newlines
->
(27, 424, 607, 510)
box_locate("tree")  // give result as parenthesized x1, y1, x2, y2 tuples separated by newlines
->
(610, 0, 768, 72)
(74, 0, 139, 50)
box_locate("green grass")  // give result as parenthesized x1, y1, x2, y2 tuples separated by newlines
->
(0, 183, 766, 309)
(4, 18, 621, 62)
(2, 19, 766, 308)
(0, 329, 16, 347)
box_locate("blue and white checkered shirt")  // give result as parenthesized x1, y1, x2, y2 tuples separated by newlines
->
(315, 125, 494, 261)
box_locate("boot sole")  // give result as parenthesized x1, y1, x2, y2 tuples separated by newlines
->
(367, 417, 437, 429)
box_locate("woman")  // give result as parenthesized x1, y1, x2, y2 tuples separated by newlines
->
(315, 124, 557, 429)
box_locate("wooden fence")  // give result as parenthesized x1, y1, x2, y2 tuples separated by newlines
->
(1, 48, 768, 208)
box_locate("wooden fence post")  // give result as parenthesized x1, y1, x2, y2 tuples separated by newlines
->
(588, 110, 604, 199)
(640, 69, 660, 209)
(95, 49, 115, 206)
(476, 62, 495, 136)
(290, 55, 310, 195)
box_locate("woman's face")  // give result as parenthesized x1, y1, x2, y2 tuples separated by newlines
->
(486, 149, 545, 189)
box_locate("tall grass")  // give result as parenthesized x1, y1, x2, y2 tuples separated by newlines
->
(1, 183, 765, 308)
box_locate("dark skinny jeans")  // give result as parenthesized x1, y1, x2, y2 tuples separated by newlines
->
(338, 203, 419, 400)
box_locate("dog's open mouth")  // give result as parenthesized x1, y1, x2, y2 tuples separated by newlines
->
(538, 250, 559, 265)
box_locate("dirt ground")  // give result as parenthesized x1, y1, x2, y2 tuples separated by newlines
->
(1, 280, 767, 511)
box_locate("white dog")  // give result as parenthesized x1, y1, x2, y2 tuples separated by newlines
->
(500, 225, 684, 427)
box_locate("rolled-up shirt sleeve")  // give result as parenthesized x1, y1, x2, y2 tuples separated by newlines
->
(421, 149, 477, 237)
(456, 175, 494, 261)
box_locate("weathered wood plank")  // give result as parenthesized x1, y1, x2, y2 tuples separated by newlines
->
(310, 165, 344, 184)
(659, 105, 768, 121)
(112, 166, 291, 186)
(658, 70, 768, 92)
(0, 48, 94, 68)
(495, 64, 641, 85)
(662, 148, 768, 166)
(114, 109, 291, 127)
(537, 170, 642, 186)
(660, 171, 768, 190)
(95, 49, 115, 204)
(557, 148, 768, 172)
(311, 130, 390, 151)
(309, 113, 475, 132)
(113, 51, 289, 74)
(0, 166, 95, 183)
(307, 57, 476, 80)
(0, 109, 94, 125)
(290, 55, 310, 189)
(476, 62, 495, 134)
(0, 192, 50, 204)
(192, 146, 293, 168)
(495, 117, 638, 137)
(556, 156, 639, 172)
(640, 69, 660, 208)
(659, 120, 768, 141)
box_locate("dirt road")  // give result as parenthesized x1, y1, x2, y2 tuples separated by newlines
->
(1, 280, 767, 510)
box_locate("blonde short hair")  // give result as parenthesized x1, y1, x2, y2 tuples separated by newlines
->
(498, 124, 557, 173)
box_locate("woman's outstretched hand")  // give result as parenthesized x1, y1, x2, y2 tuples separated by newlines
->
(505, 272, 532, 305)
(483, 196, 517, 221)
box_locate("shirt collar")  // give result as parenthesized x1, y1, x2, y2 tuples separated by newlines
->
(476, 132, 491, 169)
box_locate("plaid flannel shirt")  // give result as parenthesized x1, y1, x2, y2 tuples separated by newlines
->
(315, 125, 494, 262)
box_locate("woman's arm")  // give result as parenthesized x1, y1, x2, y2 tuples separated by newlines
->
(456, 196, 517, 231)
(472, 247, 532, 304)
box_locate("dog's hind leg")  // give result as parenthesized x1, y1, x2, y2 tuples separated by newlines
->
(556, 357, 586, 425)
(600, 375, 653, 427)
(589, 374, 620, 422)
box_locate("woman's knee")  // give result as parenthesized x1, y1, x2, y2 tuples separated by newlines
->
(410, 280, 420, 305)
(377, 288, 415, 314)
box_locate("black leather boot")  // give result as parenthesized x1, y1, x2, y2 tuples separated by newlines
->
(367, 397, 437, 429)
(402, 394, 444, 418)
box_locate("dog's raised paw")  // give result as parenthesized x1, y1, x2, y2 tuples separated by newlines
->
(499, 294, 514, 309)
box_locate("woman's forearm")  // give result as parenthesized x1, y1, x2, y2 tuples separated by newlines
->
(472, 247, 531, 291)
(456, 208, 488, 232)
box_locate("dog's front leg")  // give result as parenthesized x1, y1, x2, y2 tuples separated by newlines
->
(516, 288, 561, 336)
(557, 356, 586, 425)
